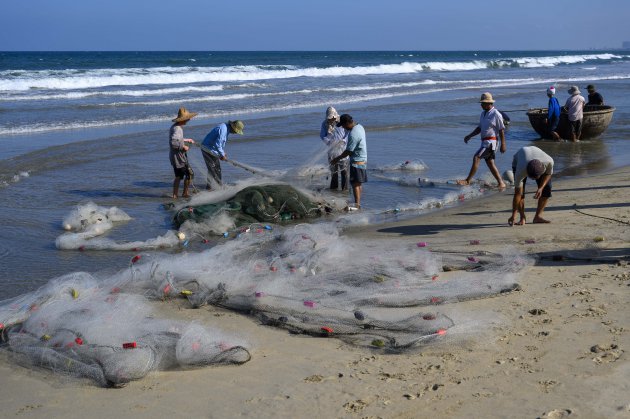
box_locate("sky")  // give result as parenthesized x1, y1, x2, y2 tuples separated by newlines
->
(1, 0, 629, 51)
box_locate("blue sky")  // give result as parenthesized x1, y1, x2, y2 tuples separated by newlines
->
(2, 0, 628, 51)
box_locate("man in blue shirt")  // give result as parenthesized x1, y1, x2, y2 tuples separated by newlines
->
(545, 86, 561, 140)
(331, 114, 367, 209)
(201, 120, 244, 190)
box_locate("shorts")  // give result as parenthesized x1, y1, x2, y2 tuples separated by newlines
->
(513, 166, 552, 198)
(349, 165, 367, 184)
(474, 144, 495, 161)
(568, 119, 582, 138)
(173, 165, 191, 179)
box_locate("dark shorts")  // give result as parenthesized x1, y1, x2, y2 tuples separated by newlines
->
(513, 166, 552, 198)
(474, 144, 495, 161)
(173, 165, 190, 179)
(349, 165, 367, 185)
(569, 119, 582, 138)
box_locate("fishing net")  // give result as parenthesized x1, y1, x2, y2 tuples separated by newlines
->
(174, 183, 335, 228)
(55, 202, 182, 251)
(0, 272, 250, 387)
(70, 223, 529, 352)
(2, 204, 531, 385)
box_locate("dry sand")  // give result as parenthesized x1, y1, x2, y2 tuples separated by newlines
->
(0, 167, 628, 419)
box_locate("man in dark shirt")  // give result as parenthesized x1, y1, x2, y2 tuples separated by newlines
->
(586, 84, 604, 106)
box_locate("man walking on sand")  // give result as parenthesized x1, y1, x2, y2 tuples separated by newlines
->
(457, 92, 507, 188)
(509, 146, 554, 226)
(331, 114, 367, 209)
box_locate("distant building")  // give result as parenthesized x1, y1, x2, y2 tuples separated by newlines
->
(623, 41, 630, 49)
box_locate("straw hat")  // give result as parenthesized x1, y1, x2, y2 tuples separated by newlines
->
(229, 120, 244, 135)
(172, 107, 198, 123)
(479, 92, 495, 103)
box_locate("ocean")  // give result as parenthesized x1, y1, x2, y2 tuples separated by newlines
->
(1, 50, 629, 298)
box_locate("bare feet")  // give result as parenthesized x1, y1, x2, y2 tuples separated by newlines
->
(532, 216, 550, 224)
(508, 216, 525, 226)
(172, 195, 178, 200)
(456, 179, 470, 186)
(182, 194, 190, 199)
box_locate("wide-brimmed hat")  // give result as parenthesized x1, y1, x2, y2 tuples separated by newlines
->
(568, 86, 581, 95)
(172, 107, 198, 123)
(479, 92, 495, 103)
(229, 120, 244, 135)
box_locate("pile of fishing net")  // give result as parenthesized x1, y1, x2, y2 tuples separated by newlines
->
(55, 202, 182, 251)
(2, 221, 530, 386)
(98, 223, 528, 351)
(173, 183, 336, 228)
(0, 272, 250, 387)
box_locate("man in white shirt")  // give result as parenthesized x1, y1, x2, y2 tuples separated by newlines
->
(509, 146, 554, 226)
(457, 92, 507, 188)
(565, 86, 586, 142)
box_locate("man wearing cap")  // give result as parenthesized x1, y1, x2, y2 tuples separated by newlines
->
(457, 92, 507, 188)
(331, 114, 367, 209)
(200, 120, 245, 190)
(564, 86, 586, 142)
(509, 146, 554, 226)
(586, 84, 604, 106)
(545, 86, 561, 140)
(169, 107, 197, 199)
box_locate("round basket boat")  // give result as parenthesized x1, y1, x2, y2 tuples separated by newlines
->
(526, 105, 615, 139)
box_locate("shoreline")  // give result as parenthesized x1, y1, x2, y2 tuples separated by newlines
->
(0, 165, 628, 418)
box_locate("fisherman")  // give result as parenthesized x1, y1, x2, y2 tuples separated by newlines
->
(544, 86, 561, 140)
(200, 120, 245, 190)
(169, 107, 196, 199)
(457, 92, 507, 188)
(320, 106, 349, 190)
(509, 146, 554, 226)
(586, 84, 604, 106)
(331, 114, 367, 209)
(564, 86, 586, 142)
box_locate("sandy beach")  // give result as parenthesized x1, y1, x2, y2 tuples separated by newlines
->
(0, 166, 628, 419)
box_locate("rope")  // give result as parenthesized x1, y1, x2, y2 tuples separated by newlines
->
(500, 109, 530, 112)
(572, 204, 630, 225)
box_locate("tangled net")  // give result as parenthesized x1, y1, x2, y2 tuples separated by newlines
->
(1, 219, 530, 386)
(173, 184, 336, 228)
(0, 272, 250, 387)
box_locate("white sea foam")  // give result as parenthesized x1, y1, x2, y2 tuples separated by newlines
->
(2, 73, 628, 135)
(0, 54, 625, 92)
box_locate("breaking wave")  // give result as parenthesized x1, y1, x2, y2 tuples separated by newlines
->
(0, 53, 625, 92)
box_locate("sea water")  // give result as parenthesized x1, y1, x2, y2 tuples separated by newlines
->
(1, 50, 629, 298)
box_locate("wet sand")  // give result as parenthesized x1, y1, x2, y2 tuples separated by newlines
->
(0, 166, 628, 419)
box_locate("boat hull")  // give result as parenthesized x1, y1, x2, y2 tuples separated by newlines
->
(526, 105, 615, 139)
